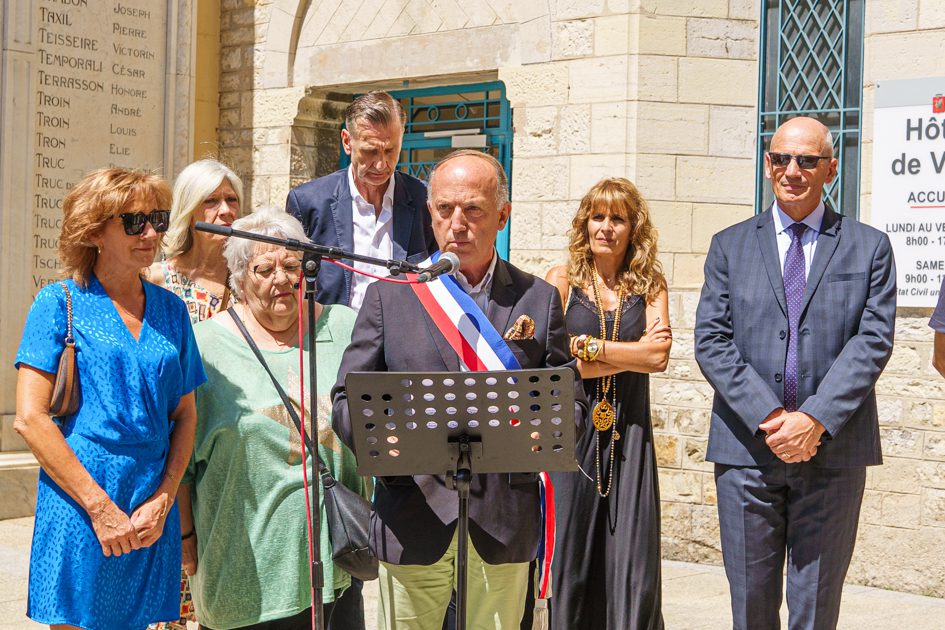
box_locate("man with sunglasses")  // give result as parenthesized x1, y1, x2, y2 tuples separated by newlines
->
(694, 116, 897, 630)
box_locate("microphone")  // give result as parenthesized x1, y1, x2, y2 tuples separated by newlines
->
(417, 252, 460, 283)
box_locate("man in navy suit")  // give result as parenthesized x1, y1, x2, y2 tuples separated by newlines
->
(695, 117, 896, 630)
(286, 91, 436, 309)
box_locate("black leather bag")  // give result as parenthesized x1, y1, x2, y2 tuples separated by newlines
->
(228, 309, 378, 581)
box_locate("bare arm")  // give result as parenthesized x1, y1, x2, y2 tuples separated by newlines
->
(14, 365, 142, 556)
(130, 391, 198, 547)
(178, 484, 197, 575)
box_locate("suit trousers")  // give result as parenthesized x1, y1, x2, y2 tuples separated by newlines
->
(377, 531, 529, 630)
(714, 462, 866, 630)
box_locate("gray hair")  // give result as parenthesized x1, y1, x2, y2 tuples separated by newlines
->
(223, 207, 308, 298)
(428, 149, 510, 209)
(344, 91, 405, 135)
(162, 159, 244, 258)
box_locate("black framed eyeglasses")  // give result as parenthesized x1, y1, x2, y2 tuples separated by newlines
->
(767, 152, 832, 169)
(118, 209, 170, 235)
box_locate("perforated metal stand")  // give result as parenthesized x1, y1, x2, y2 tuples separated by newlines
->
(345, 367, 578, 630)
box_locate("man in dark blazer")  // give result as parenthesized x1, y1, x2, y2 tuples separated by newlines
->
(694, 117, 896, 630)
(286, 91, 436, 309)
(332, 150, 587, 629)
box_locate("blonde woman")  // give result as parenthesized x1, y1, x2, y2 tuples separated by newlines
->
(544, 177, 671, 630)
(148, 159, 243, 322)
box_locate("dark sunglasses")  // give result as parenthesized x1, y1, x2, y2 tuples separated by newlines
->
(767, 152, 831, 169)
(118, 209, 170, 235)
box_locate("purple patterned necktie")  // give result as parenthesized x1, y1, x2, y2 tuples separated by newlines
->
(783, 222, 808, 412)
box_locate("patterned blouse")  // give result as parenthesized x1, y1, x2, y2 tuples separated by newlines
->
(161, 261, 231, 324)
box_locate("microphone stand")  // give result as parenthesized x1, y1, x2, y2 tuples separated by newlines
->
(194, 222, 422, 630)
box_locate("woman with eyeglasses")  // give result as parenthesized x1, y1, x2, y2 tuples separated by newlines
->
(147, 159, 244, 323)
(180, 208, 366, 630)
(13, 168, 206, 630)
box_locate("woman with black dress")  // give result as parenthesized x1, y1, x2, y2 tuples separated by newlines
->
(544, 177, 671, 630)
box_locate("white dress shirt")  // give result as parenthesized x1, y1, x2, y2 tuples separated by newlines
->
(773, 201, 824, 280)
(454, 251, 498, 314)
(454, 251, 499, 372)
(348, 167, 395, 310)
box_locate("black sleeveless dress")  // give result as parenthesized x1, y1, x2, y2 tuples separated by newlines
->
(549, 287, 664, 630)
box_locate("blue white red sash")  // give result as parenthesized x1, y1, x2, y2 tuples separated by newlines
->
(408, 252, 556, 606)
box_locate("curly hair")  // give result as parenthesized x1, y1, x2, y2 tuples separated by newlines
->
(59, 168, 172, 286)
(566, 177, 665, 301)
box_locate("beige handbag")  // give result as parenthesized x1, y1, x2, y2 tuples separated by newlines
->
(49, 282, 81, 418)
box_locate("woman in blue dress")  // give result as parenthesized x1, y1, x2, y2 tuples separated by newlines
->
(14, 167, 207, 630)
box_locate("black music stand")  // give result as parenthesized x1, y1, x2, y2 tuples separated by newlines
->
(345, 367, 578, 630)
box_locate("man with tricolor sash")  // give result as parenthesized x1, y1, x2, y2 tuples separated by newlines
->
(332, 150, 588, 629)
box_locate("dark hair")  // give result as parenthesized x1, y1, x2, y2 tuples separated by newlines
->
(344, 91, 405, 134)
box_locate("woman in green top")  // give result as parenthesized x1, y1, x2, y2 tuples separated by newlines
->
(180, 208, 365, 630)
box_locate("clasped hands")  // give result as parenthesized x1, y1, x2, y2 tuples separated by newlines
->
(88, 488, 172, 558)
(759, 408, 825, 463)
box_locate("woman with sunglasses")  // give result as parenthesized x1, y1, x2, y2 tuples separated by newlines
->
(180, 208, 366, 630)
(148, 159, 244, 323)
(13, 167, 206, 630)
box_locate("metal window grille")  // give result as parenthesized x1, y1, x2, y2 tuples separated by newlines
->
(756, 0, 865, 216)
(341, 82, 513, 257)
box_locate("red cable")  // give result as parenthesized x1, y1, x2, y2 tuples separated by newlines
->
(326, 258, 416, 283)
(296, 279, 317, 629)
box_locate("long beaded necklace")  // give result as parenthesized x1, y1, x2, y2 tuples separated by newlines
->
(590, 268, 624, 497)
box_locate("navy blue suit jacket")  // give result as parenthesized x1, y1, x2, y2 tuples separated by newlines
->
(286, 169, 437, 306)
(694, 205, 897, 468)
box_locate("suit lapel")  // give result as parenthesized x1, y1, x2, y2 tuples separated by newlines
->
(487, 258, 516, 338)
(799, 206, 841, 318)
(756, 207, 787, 317)
(331, 172, 355, 300)
(391, 172, 416, 261)
(411, 257, 516, 372)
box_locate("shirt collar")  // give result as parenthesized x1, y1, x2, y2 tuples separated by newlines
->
(773, 200, 825, 235)
(347, 166, 396, 211)
(455, 251, 498, 296)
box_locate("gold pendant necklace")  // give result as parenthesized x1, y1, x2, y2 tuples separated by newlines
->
(590, 268, 624, 497)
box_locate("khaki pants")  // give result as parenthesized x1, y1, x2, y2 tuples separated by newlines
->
(378, 532, 529, 630)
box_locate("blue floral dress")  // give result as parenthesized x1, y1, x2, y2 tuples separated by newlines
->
(15, 276, 206, 630)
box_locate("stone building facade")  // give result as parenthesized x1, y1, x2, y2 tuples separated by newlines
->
(206, 0, 945, 597)
(0, 0, 942, 601)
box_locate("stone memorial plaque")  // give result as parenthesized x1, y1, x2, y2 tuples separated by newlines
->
(31, 0, 168, 291)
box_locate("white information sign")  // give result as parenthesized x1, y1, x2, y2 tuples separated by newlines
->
(871, 78, 945, 307)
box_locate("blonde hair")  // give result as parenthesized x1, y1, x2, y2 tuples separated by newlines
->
(162, 159, 244, 258)
(567, 177, 665, 301)
(59, 168, 171, 287)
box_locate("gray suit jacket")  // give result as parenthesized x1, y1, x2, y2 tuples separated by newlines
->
(331, 259, 588, 565)
(694, 205, 896, 468)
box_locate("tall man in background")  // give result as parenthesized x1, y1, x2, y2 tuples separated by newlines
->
(286, 90, 436, 310)
(286, 91, 434, 630)
(694, 117, 896, 630)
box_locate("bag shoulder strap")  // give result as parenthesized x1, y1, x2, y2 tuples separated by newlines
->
(58, 281, 74, 342)
(226, 308, 331, 477)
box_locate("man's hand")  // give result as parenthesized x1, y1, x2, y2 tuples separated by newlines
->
(182, 535, 198, 576)
(764, 411, 825, 463)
